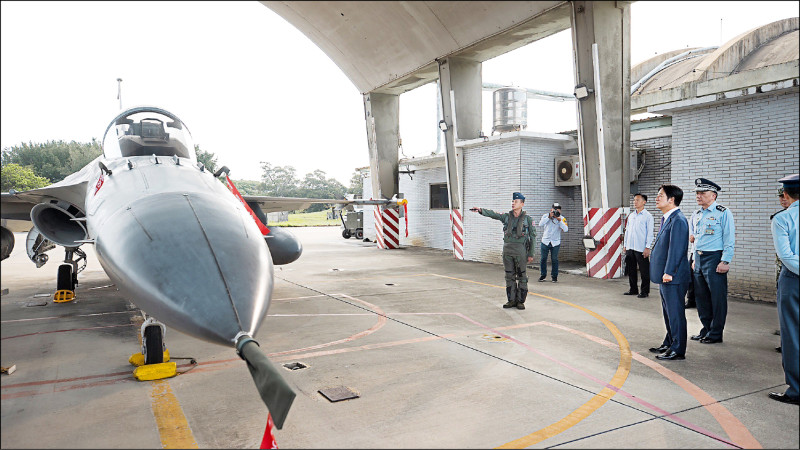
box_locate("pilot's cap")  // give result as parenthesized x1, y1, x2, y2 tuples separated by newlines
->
(778, 174, 799, 189)
(695, 178, 722, 192)
(512, 192, 525, 201)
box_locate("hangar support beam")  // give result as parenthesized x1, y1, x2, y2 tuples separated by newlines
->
(571, 1, 632, 278)
(437, 57, 482, 212)
(363, 92, 399, 201)
(438, 57, 482, 259)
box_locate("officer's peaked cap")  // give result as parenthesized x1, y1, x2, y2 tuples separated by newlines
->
(513, 192, 525, 201)
(694, 178, 721, 192)
(778, 173, 799, 188)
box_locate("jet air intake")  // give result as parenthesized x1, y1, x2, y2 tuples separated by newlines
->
(30, 202, 88, 248)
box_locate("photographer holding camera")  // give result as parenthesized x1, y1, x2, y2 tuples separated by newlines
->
(539, 203, 568, 282)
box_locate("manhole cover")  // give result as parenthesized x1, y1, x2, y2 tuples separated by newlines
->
(283, 362, 307, 371)
(319, 386, 359, 402)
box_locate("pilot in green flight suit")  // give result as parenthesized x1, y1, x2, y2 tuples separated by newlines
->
(470, 192, 535, 309)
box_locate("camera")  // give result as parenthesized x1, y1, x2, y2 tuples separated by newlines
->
(553, 210, 561, 218)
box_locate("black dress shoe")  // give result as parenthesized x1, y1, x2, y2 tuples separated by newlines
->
(637, 293, 648, 298)
(623, 291, 638, 295)
(768, 392, 800, 405)
(699, 337, 722, 344)
(649, 345, 670, 353)
(690, 334, 705, 341)
(656, 350, 685, 360)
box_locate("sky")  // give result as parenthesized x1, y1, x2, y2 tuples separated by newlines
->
(1, 1, 798, 184)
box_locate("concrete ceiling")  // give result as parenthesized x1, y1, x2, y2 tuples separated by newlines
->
(261, 1, 572, 95)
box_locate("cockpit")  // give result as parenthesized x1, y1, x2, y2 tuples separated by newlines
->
(102, 106, 196, 162)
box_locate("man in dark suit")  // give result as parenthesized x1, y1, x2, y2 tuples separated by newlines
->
(648, 184, 692, 361)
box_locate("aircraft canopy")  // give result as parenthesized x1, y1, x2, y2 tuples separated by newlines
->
(102, 106, 196, 162)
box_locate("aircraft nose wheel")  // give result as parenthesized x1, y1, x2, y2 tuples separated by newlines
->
(143, 322, 165, 365)
(131, 318, 176, 381)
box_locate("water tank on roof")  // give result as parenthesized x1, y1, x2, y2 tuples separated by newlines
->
(492, 87, 527, 133)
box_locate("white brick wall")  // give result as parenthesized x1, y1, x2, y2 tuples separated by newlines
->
(462, 136, 583, 264)
(399, 167, 452, 250)
(670, 91, 799, 302)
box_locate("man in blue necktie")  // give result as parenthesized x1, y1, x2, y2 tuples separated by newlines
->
(648, 185, 691, 361)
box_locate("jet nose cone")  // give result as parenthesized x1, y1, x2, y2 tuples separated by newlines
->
(95, 192, 272, 346)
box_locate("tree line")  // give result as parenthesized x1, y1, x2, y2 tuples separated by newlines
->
(1, 140, 365, 212)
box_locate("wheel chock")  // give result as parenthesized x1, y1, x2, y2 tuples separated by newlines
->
(133, 362, 177, 381)
(53, 290, 75, 303)
(1, 364, 17, 375)
(128, 348, 171, 367)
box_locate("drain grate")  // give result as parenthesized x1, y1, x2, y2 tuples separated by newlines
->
(283, 362, 307, 371)
(319, 386, 359, 402)
(25, 301, 47, 307)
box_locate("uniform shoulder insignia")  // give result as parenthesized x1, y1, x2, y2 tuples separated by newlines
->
(716, 205, 727, 212)
(695, 209, 701, 215)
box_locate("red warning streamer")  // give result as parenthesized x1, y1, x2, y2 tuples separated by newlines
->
(225, 176, 270, 235)
(259, 413, 279, 449)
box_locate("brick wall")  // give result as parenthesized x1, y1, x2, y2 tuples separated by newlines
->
(399, 166, 452, 250)
(462, 135, 583, 264)
(670, 91, 799, 302)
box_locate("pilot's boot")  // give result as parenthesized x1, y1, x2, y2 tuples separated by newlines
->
(516, 289, 528, 310)
(503, 286, 518, 308)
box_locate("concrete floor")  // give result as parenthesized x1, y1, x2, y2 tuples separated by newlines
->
(1, 227, 797, 449)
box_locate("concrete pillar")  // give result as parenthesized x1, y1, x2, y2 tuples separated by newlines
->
(363, 92, 400, 201)
(570, 1, 631, 278)
(438, 56, 481, 259)
(363, 92, 400, 249)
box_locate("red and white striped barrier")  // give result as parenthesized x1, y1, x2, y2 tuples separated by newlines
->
(451, 209, 464, 260)
(583, 207, 623, 279)
(374, 206, 400, 249)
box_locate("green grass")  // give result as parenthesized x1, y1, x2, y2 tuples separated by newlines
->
(272, 210, 341, 227)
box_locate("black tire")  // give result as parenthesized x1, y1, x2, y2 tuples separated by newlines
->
(143, 325, 164, 365)
(342, 229, 351, 239)
(57, 264, 73, 291)
(355, 229, 364, 240)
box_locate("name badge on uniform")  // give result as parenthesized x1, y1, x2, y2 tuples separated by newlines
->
(705, 227, 715, 235)
(707, 217, 716, 221)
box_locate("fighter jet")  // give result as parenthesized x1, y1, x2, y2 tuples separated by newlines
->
(0, 105, 399, 429)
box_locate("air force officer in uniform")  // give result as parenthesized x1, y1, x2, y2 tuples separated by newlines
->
(690, 178, 735, 344)
(769, 174, 799, 405)
(649, 185, 691, 361)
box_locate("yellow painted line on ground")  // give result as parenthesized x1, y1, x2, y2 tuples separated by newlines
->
(134, 312, 198, 449)
(149, 380, 199, 449)
(429, 274, 632, 448)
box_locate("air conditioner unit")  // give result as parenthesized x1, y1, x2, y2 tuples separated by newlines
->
(554, 155, 580, 186)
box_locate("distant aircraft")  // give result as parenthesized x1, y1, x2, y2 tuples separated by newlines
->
(0, 105, 398, 429)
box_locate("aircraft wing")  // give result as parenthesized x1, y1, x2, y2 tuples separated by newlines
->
(242, 195, 355, 213)
(1, 156, 98, 219)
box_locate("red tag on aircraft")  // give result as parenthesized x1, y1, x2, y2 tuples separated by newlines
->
(94, 173, 104, 196)
(225, 176, 270, 236)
